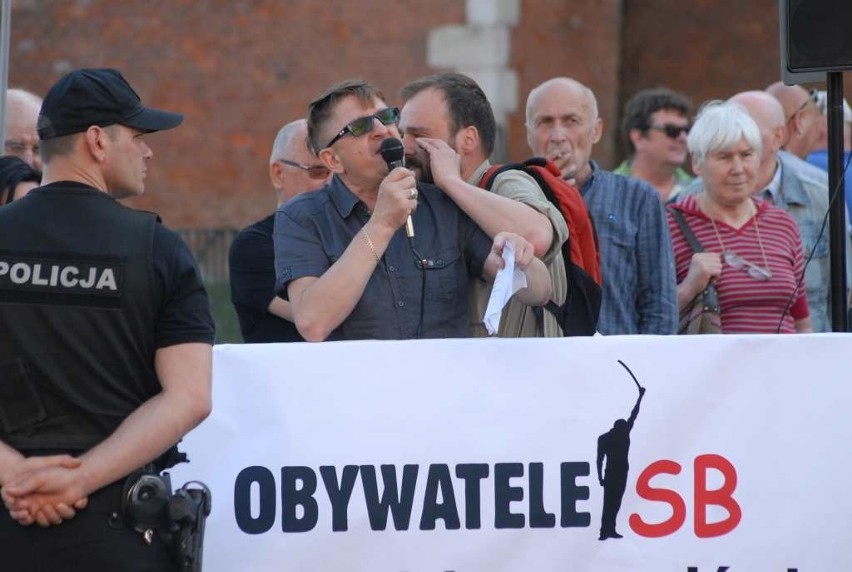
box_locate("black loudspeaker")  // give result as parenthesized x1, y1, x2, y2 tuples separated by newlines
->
(781, 0, 852, 78)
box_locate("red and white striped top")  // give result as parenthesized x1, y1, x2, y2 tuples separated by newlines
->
(668, 195, 808, 334)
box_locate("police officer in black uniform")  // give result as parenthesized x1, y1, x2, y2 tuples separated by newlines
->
(0, 68, 214, 571)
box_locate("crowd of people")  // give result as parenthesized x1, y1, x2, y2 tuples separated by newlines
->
(225, 74, 850, 342)
(0, 65, 850, 569)
(2, 72, 849, 343)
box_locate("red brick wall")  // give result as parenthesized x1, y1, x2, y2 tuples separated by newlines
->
(617, 0, 852, 164)
(7, 0, 850, 228)
(7, 0, 464, 228)
(510, 0, 623, 169)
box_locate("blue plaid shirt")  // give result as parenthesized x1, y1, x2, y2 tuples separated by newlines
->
(580, 162, 678, 335)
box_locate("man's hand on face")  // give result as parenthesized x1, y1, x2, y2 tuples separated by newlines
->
(546, 148, 575, 184)
(415, 137, 462, 189)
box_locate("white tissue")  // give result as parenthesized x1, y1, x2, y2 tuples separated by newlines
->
(483, 241, 527, 336)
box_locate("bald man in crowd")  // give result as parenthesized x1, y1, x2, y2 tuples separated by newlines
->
(229, 119, 331, 343)
(807, 91, 852, 221)
(3, 88, 43, 173)
(766, 82, 822, 161)
(525, 77, 677, 335)
(682, 91, 849, 332)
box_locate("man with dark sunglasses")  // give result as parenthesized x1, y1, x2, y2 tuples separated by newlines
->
(273, 79, 552, 341)
(614, 88, 694, 203)
(766, 82, 823, 161)
(229, 118, 331, 343)
(807, 91, 852, 226)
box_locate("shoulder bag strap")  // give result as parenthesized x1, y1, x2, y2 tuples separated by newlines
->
(668, 206, 704, 254)
(667, 206, 720, 311)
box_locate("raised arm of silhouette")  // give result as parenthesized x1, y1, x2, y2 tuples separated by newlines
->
(596, 360, 647, 540)
(626, 386, 646, 431)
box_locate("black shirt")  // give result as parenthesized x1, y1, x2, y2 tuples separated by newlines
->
(229, 214, 303, 343)
(0, 182, 214, 452)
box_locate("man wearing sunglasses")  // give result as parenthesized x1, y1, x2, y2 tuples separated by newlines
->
(766, 82, 823, 162)
(614, 88, 694, 203)
(229, 118, 331, 343)
(807, 91, 852, 225)
(273, 80, 552, 341)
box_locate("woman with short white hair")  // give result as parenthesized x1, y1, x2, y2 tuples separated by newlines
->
(669, 100, 812, 333)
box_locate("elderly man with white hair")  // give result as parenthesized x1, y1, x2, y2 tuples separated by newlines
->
(229, 119, 331, 343)
(766, 82, 822, 162)
(807, 91, 852, 225)
(524, 77, 677, 335)
(3, 88, 43, 173)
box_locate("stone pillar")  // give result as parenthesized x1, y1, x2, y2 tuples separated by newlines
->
(426, 0, 520, 161)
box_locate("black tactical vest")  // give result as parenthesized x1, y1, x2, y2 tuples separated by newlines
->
(0, 183, 163, 452)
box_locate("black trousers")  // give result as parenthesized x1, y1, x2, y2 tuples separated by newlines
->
(0, 483, 178, 572)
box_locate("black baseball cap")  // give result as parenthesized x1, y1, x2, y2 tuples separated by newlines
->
(37, 68, 183, 140)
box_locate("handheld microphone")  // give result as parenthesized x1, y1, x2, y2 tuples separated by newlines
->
(379, 137, 414, 238)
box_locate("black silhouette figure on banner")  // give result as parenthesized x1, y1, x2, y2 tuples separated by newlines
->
(596, 360, 646, 540)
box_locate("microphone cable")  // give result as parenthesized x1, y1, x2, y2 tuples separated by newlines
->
(356, 207, 426, 339)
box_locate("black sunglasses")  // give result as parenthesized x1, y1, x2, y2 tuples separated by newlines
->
(325, 107, 400, 148)
(648, 124, 690, 139)
(788, 89, 818, 121)
(278, 159, 330, 180)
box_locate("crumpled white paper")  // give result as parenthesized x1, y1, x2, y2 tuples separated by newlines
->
(483, 241, 527, 336)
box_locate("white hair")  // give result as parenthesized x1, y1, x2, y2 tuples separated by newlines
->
(5, 88, 42, 128)
(7, 88, 42, 108)
(269, 119, 308, 164)
(687, 100, 762, 168)
(814, 90, 852, 124)
(525, 77, 599, 128)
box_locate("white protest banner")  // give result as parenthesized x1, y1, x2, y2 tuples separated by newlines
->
(170, 334, 852, 571)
